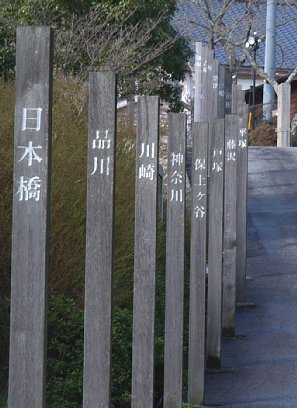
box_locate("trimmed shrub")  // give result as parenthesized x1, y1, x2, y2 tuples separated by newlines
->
(249, 123, 277, 146)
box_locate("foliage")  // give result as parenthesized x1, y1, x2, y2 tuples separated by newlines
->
(187, 0, 297, 89)
(49, 78, 88, 301)
(110, 307, 133, 406)
(182, 404, 200, 408)
(0, 78, 192, 405)
(0, 0, 192, 109)
(46, 293, 135, 407)
(46, 294, 84, 408)
(0, 24, 15, 80)
(0, 298, 9, 397)
(0, 392, 7, 408)
(0, 80, 14, 300)
(113, 120, 136, 308)
(249, 123, 277, 146)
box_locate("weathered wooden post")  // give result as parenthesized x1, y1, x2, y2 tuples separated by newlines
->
(277, 83, 291, 147)
(212, 58, 219, 119)
(188, 123, 208, 406)
(225, 71, 232, 115)
(8, 26, 53, 408)
(201, 46, 210, 123)
(205, 48, 214, 123)
(222, 114, 239, 337)
(231, 83, 241, 113)
(207, 118, 225, 368)
(164, 113, 187, 408)
(194, 42, 203, 123)
(236, 98, 249, 304)
(132, 96, 160, 408)
(218, 65, 226, 119)
(83, 72, 117, 408)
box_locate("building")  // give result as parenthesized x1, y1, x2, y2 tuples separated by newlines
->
(173, 0, 297, 94)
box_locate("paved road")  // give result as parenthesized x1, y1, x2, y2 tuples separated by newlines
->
(204, 147, 297, 407)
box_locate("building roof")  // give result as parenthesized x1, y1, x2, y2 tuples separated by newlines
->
(173, 0, 297, 71)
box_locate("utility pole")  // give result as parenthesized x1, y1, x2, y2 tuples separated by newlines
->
(263, 0, 277, 123)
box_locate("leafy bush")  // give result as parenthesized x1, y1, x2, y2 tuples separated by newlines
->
(46, 293, 135, 408)
(0, 78, 192, 406)
(0, 297, 9, 398)
(111, 307, 133, 406)
(46, 294, 83, 408)
(0, 392, 7, 408)
(249, 123, 277, 146)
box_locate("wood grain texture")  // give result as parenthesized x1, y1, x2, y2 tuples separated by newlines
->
(212, 58, 219, 119)
(8, 26, 53, 408)
(188, 123, 208, 406)
(218, 65, 226, 119)
(231, 84, 238, 113)
(225, 72, 232, 115)
(207, 118, 225, 368)
(131, 96, 160, 408)
(277, 83, 291, 146)
(201, 46, 209, 123)
(83, 72, 117, 408)
(163, 113, 187, 408)
(236, 101, 249, 303)
(194, 42, 203, 122)
(222, 114, 239, 337)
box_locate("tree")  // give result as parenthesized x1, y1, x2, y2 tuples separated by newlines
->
(175, 0, 297, 141)
(0, 0, 192, 109)
(177, 0, 297, 90)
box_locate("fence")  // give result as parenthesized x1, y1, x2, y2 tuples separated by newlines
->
(5, 28, 249, 407)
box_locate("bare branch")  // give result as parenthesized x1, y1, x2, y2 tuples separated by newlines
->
(186, 0, 297, 89)
(55, 4, 178, 82)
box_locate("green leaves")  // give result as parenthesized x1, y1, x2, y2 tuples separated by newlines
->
(0, 0, 192, 109)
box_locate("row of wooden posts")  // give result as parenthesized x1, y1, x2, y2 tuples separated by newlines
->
(7, 26, 249, 408)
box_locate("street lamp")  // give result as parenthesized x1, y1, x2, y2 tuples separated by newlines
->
(245, 32, 261, 129)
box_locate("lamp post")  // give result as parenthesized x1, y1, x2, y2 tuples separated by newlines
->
(245, 32, 261, 129)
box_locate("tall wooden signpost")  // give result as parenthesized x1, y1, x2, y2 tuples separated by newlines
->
(132, 96, 160, 408)
(83, 72, 117, 407)
(188, 123, 208, 405)
(237, 101, 249, 303)
(8, 26, 53, 408)
(225, 71, 232, 115)
(218, 65, 226, 118)
(164, 113, 187, 407)
(194, 42, 203, 123)
(207, 118, 225, 368)
(222, 114, 239, 337)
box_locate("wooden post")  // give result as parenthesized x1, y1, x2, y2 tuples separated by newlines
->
(207, 118, 225, 368)
(188, 123, 208, 406)
(236, 100, 249, 303)
(277, 83, 291, 147)
(222, 114, 239, 337)
(132, 96, 160, 408)
(231, 83, 239, 113)
(164, 113, 187, 408)
(201, 46, 209, 123)
(83, 72, 117, 408)
(225, 71, 232, 115)
(194, 42, 203, 122)
(205, 48, 214, 123)
(218, 65, 226, 119)
(8, 26, 53, 408)
(205, 47, 214, 172)
(212, 58, 219, 119)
